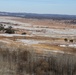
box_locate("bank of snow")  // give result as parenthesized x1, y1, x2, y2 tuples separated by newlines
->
(60, 44, 76, 48)
(17, 39, 46, 45)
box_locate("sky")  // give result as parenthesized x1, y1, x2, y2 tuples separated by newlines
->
(0, 0, 76, 15)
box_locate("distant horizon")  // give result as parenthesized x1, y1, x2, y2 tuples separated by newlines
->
(0, 11, 76, 16)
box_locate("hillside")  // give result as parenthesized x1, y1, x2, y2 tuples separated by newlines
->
(0, 16, 76, 75)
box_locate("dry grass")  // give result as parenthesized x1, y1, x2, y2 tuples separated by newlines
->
(0, 40, 76, 75)
(32, 43, 76, 54)
(11, 17, 76, 29)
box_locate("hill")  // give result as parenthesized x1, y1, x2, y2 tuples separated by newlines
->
(0, 11, 76, 20)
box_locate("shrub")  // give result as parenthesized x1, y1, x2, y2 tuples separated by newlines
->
(21, 32, 26, 35)
(5, 26, 15, 34)
(0, 24, 4, 31)
(64, 38, 68, 42)
(69, 39, 73, 43)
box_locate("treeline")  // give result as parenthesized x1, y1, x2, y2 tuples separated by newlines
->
(0, 12, 76, 20)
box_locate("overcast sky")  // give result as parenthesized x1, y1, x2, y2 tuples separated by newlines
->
(0, 0, 76, 15)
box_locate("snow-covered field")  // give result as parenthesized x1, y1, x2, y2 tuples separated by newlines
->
(0, 16, 76, 54)
(0, 17, 76, 36)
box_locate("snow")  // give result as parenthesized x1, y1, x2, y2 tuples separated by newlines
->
(17, 39, 45, 45)
(44, 49, 65, 54)
(68, 44, 76, 48)
(0, 17, 76, 36)
(0, 34, 26, 37)
(46, 29, 76, 35)
(17, 39, 39, 44)
(52, 50, 65, 53)
(59, 44, 76, 48)
(60, 45, 66, 47)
